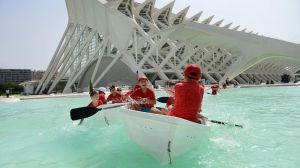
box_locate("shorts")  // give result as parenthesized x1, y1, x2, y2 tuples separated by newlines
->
(141, 106, 151, 112)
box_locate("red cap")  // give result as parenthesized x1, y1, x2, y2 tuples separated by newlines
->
(138, 76, 148, 82)
(184, 64, 201, 79)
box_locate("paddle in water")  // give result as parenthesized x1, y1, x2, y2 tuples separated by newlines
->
(70, 103, 125, 120)
(156, 96, 243, 128)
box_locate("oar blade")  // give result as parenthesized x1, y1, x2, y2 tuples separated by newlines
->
(157, 97, 169, 103)
(70, 107, 101, 120)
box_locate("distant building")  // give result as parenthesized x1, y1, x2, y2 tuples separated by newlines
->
(0, 69, 33, 84)
(33, 70, 45, 80)
(19, 81, 40, 95)
(36, 0, 300, 94)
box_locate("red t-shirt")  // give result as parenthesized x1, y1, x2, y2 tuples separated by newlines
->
(107, 92, 123, 103)
(98, 92, 106, 104)
(168, 81, 204, 122)
(166, 97, 175, 107)
(88, 100, 103, 108)
(211, 85, 219, 95)
(130, 88, 156, 108)
(124, 85, 141, 97)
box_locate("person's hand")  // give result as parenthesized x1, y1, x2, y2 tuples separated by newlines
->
(197, 113, 208, 120)
(140, 98, 150, 104)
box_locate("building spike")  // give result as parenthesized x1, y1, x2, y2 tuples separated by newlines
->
(171, 6, 190, 25)
(223, 22, 232, 29)
(188, 11, 203, 22)
(201, 15, 214, 25)
(232, 25, 240, 30)
(213, 19, 224, 27)
(135, 0, 156, 22)
(154, 0, 175, 27)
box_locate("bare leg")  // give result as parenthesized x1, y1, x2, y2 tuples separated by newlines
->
(150, 107, 164, 114)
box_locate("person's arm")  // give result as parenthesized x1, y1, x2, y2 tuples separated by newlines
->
(197, 112, 207, 120)
(147, 99, 156, 105)
(97, 100, 104, 107)
(107, 94, 112, 102)
(147, 89, 156, 105)
(101, 94, 107, 104)
(198, 87, 206, 118)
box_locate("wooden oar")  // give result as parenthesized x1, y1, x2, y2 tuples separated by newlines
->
(156, 96, 243, 128)
(207, 120, 243, 128)
(70, 103, 125, 120)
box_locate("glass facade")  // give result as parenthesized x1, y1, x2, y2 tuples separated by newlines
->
(0, 69, 33, 84)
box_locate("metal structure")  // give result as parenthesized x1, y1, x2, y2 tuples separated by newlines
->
(36, 0, 300, 94)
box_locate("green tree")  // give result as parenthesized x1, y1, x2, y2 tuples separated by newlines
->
(0, 82, 24, 94)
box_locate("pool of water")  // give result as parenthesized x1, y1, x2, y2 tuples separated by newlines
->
(1, 86, 300, 168)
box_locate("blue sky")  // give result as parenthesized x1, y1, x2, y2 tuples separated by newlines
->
(0, 0, 299, 70)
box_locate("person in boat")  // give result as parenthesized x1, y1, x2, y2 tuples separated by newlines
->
(79, 90, 104, 125)
(211, 83, 219, 95)
(129, 76, 161, 114)
(160, 94, 175, 115)
(124, 84, 141, 98)
(107, 85, 124, 103)
(168, 64, 207, 123)
(98, 87, 107, 104)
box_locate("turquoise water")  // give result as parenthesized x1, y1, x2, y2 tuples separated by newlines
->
(1, 86, 300, 167)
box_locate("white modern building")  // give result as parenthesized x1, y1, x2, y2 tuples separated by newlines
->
(36, 0, 300, 94)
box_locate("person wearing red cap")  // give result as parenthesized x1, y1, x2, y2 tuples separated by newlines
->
(98, 87, 107, 104)
(130, 76, 161, 114)
(168, 64, 207, 123)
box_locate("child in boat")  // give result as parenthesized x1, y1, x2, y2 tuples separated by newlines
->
(107, 85, 124, 103)
(98, 87, 107, 104)
(79, 90, 104, 125)
(129, 76, 161, 114)
(160, 89, 175, 115)
(168, 64, 207, 123)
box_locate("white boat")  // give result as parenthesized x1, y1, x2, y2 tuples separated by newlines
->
(117, 106, 210, 164)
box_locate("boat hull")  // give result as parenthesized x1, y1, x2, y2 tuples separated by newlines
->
(120, 107, 210, 164)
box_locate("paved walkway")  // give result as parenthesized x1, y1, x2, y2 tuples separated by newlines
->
(0, 92, 90, 103)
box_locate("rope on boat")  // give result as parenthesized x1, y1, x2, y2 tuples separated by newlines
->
(168, 141, 172, 165)
(104, 115, 110, 126)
